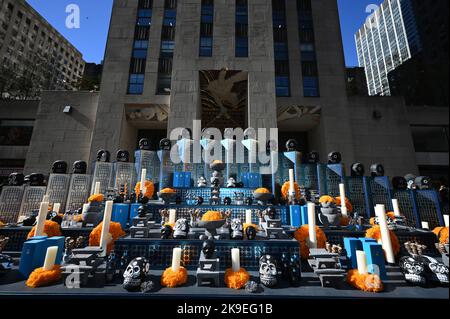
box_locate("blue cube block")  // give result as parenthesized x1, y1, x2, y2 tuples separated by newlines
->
(241, 173, 249, 188)
(300, 206, 309, 225)
(130, 203, 141, 220)
(359, 238, 377, 245)
(248, 173, 261, 188)
(290, 205, 301, 227)
(344, 238, 363, 268)
(112, 204, 130, 229)
(46, 237, 65, 265)
(19, 239, 47, 278)
(173, 172, 184, 188)
(363, 242, 387, 280)
(184, 172, 192, 187)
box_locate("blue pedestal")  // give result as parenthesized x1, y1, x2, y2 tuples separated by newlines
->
(363, 242, 387, 280)
(112, 204, 130, 229)
(344, 238, 363, 268)
(130, 203, 141, 220)
(300, 206, 309, 225)
(248, 173, 261, 188)
(241, 173, 249, 187)
(290, 206, 301, 228)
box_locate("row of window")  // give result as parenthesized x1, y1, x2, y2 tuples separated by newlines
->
(273, 0, 290, 97)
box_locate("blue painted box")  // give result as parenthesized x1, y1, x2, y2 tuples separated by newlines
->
(300, 206, 309, 225)
(363, 242, 387, 280)
(248, 173, 261, 188)
(173, 172, 192, 188)
(184, 172, 192, 187)
(19, 239, 46, 278)
(289, 205, 301, 228)
(344, 237, 363, 268)
(45, 236, 65, 265)
(129, 203, 141, 220)
(112, 204, 130, 229)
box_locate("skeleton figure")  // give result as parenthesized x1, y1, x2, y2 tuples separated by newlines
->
(230, 218, 243, 240)
(173, 218, 190, 239)
(227, 177, 236, 188)
(73, 161, 87, 174)
(8, 173, 24, 186)
(245, 225, 257, 240)
(52, 161, 68, 174)
(259, 255, 278, 288)
(123, 257, 153, 292)
(197, 176, 207, 188)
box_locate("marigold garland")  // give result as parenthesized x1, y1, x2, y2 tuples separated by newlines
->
(433, 227, 449, 244)
(293, 225, 327, 259)
(365, 225, 400, 256)
(89, 221, 126, 254)
(160, 188, 176, 194)
(281, 181, 301, 201)
(26, 265, 62, 288)
(134, 181, 155, 199)
(335, 196, 354, 213)
(161, 266, 188, 288)
(88, 194, 104, 203)
(319, 195, 335, 204)
(347, 269, 383, 293)
(224, 268, 250, 289)
(254, 188, 271, 194)
(27, 220, 62, 239)
(201, 211, 223, 221)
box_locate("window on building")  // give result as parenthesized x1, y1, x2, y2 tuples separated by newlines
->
(128, 74, 145, 95)
(273, 0, 290, 97)
(199, 0, 213, 57)
(235, 0, 248, 57)
(411, 125, 449, 153)
(0, 120, 34, 146)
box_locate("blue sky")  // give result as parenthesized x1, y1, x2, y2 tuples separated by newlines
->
(26, 0, 383, 66)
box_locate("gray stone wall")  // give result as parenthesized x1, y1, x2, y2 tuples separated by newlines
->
(24, 91, 99, 175)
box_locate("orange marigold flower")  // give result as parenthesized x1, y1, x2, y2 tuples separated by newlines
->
(254, 188, 271, 194)
(224, 268, 250, 289)
(433, 227, 449, 244)
(293, 225, 327, 260)
(201, 211, 223, 221)
(27, 220, 62, 239)
(88, 194, 104, 203)
(160, 188, 176, 194)
(347, 269, 383, 293)
(335, 196, 353, 213)
(365, 225, 400, 256)
(89, 221, 126, 254)
(319, 195, 336, 204)
(26, 265, 62, 288)
(135, 180, 155, 199)
(161, 266, 188, 288)
(281, 181, 301, 201)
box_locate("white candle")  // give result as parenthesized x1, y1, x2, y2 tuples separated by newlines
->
(169, 209, 177, 224)
(53, 203, 61, 214)
(99, 201, 113, 255)
(339, 183, 348, 217)
(375, 204, 395, 264)
(82, 203, 90, 214)
(421, 221, 429, 230)
(43, 246, 58, 271)
(307, 202, 317, 248)
(356, 250, 368, 274)
(444, 215, 449, 227)
(245, 210, 252, 225)
(392, 199, 401, 217)
(140, 169, 147, 193)
(171, 247, 182, 272)
(289, 169, 295, 194)
(231, 248, 240, 272)
(35, 201, 49, 237)
(93, 182, 101, 195)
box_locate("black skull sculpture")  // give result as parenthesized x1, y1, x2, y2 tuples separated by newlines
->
(161, 225, 173, 239)
(173, 218, 190, 239)
(122, 257, 153, 292)
(259, 255, 278, 288)
(52, 161, 68, 174)
(97, 150, 111, 163)
(265, 207, 277, 220)
(116, 150, 130, 163)
(351, 163, 365, 177)
(28, 173, 45, 186)
(8, 173, 24, 186)
(245, 225, 257, 240)
(328, 152, 342, 164)
(286, 139, 298, 152)
(230, 218, 243, 240)
(370, 164, 385, 177)
(306, 151, 320, 164)
(415, 176, 432, 190)
(139, 138, 151, 151)
(223, 197, 232, 206)
(159, 138, 172, 151)
(73, 161, 87, 174)
(399, 256, 427, 285)
(202, 240, 216, 259)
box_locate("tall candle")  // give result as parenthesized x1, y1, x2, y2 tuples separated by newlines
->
(339, 183, 348, 217)
(140, 169, 147, 193)
(392, 199, 401, 217)
(245, 210, 252, 225)
(35, 201, 49, 237)
(82, 203, 90, 214)
(43, 246, 58, 271)
(93, 182, 101, 195)
(421, 221, 429, 229)
(307, 202, 317, 248)
(99, 201, 113, 255)
(289, 169, 295, 194)
(356, 250, 368, 274)
(375, 204, 395, 264)
(231, 248, 240, 272)
(169, 209, 177, 224)
(171, 248, 182, 272)
(53, 203, 61, 214)
(444, 215, 449, 227)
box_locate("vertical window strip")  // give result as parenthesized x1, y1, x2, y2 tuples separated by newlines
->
(200, 0, 214, 57)
(235, 0, 248, 57)
(273, 0, 290, 97)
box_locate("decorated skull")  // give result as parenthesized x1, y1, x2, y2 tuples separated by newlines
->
(285, 139, 298, 152)
(116, 150, 130, 163)
(245, 225, 257, 240)
(265, 207, 277, 220)
(370, 164, 385, 177)
(123, 257, 152, 292)
(195, 196, 204, 206)
(96, 150, 111, 163)
(28, 173, 45, 186)
(227, 177, 236, 188)
(173, 218, 190, 239)
(52, 161, 68, 174)
(415, 176, 432, 190)
(328, 152, 342, 164)
(197, 176, 207, 188)
(161, 225, 173, 239)
(259, 255, 278, 287)
(399, 256, 428, 286)
(230, 218, 243, 240)
(159, 138, 172, 151)
(306, 151, 320, 164)
(8, 173, 24, 186)
(351, 163, 365, 177)
(139, 138, 151, 151)
(202, 240, 216, 259)
(223, 197, 232, 206)
(73, 161, 87, 174)
(405, 174, 417, 190)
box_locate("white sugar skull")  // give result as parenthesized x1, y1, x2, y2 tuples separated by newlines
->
(123, 257, 151, 292)
(400, 256, 426, 285)
(173, 218, 189, 239)
(230, 218, 243, 240)
(259, 255, 278, 287)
